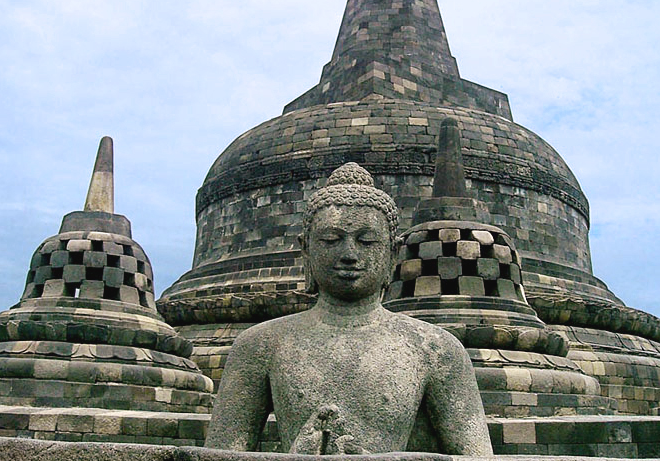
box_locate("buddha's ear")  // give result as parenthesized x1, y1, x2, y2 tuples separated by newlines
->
(298, 233, 318, 294)
(298, 233, 307, 254)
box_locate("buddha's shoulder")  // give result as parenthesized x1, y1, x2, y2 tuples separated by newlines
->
(233, 310, 312, 346)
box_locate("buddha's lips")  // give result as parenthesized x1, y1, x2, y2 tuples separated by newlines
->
(333, 268, 364, 279)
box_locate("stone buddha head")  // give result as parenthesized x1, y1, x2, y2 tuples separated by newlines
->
(299, 162, 401, 302)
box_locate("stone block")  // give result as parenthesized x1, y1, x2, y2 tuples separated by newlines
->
(134, 273, 150, 291)
(30, 252, 44, 269)
(398, 245, 414, 261)
(477, 258, 500, 280)
(406, 231, 428, 245)
(493, 244, 513, 263)
(79, 280, 105, 298)
(471, 230, 495, 245)
(510, 264, 522, 284)
(385, 281, 403, 301)
(400, 259, 422, 281)
(503, 421, 536, 444)
(57, 414, 94, 433)
(33, 360, 69, 380)
(144, 291, 156, 308)
(50, 250, 70, 268)
(103, 267, 124, 288)
(42, 279, 66, 297)
(22, 283, 38, 299)
(103, 241, 125, 255)
(497, 279, 518, 300)
(147, 417, 178, 437)
(178, 419, 208, 440)
(456, 240, 480, 259)
(122, 417, 147, 436)
(505, 368, 532, 392)
(439, 228, 460, 242)
(0, 412, 29, 430)
(119, 286, 140, 305)
(66, 239, 92, 252)
(458, 276, 485, 296)
(83, 251, 107, 268)
(29, 413, 58, 431)
(94, 415, 122, 435)
(120, 255, 138, 273)
(414, 276, 441, 297)
(418, 241, 443, 260)
(41, 239, 62, 253)
(437, 257, 461, 279)
(34, 266, 53, 284)
(63, 265, 86, 284)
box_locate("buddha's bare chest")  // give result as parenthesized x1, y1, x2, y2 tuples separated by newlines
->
(268, 330, 427, 427)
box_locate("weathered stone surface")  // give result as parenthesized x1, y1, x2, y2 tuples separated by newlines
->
(418, 241, 443, 260)
(459, 276, 485, 296)
(477, 259, 500, 280)
(472, 230, 495, 246)
(457, 241, 480, 260)
(414, 276, 441, 297)
(400, 259, 422, 282)
(437, 257, 462, 279)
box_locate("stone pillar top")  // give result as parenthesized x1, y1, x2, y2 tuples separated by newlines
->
(84, 136, 114, 213)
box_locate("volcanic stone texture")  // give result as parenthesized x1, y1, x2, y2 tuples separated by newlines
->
(162, 100, 610, 318)
(553, 325, 660, 416)
(388, 222, 525, 302)
(284, 0, 511, 120)
(2, 428, 659, 458)
(22, 230, 155, 310)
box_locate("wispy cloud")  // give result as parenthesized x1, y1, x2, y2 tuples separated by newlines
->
(1, 0, 658, 319)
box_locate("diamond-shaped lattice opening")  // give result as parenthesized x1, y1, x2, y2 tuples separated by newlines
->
(422, 259, 438, 276)
(442, 242, 457, 256)
(462, 260, 478, 277)
(103, 286, 120, 301)
(484, 280, 498, 297)
(441, 278, 459, 295)
(86, 267, 103, 281)
(107, 255, 120, 268)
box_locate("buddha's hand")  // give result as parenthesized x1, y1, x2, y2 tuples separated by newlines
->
(290, 404, 366, 455)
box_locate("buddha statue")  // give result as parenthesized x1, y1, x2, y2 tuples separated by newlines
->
(205, 163, 493, 456)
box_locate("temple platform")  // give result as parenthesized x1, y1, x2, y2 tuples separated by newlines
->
(1, 406, 658, 458)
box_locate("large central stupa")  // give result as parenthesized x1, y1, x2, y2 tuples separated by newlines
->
(159, 0, 660, 423)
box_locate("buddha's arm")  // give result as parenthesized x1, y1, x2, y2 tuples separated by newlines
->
(205, 332, 272, 451)
(424, 335, 493, 456)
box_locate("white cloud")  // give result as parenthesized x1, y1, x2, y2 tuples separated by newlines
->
(1, 0, 659, 320)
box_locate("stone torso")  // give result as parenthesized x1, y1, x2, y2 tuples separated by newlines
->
(264, 308, 441, 453)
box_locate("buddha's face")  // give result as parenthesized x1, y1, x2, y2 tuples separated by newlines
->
(304, 205, 392, 302)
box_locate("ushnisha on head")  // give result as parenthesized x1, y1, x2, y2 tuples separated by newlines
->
(300, 162, 402, 294)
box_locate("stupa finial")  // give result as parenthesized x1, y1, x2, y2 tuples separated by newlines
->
(433, 118, 467, 198)
(84, 136, 114, 213)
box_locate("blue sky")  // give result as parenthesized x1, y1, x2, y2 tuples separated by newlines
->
(1, 1, 659, 319)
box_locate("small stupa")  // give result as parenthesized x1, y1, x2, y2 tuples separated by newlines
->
(0, 138, 213, 442)
(385, 118, 611, 417)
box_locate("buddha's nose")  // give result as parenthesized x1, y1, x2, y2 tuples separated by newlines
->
(339, 239, 358, 264)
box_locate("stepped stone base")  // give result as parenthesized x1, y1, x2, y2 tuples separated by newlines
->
(1, 414, 659, 458)
(0, 406, 208, 446)
(551, 325, 660, 416)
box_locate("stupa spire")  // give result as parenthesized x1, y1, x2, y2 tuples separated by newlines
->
(84, 136, 114, 213)
(284, 0, 511, 120)
(330, 0, 459, 76)
(433, 118, 467, 198)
